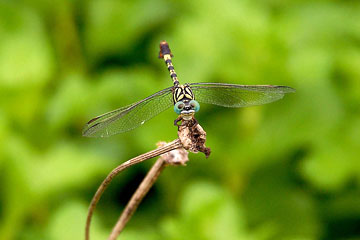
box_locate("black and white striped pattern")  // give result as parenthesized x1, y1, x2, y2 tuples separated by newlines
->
(159, 41, 180, 86)
(173, 84, 195, 103)
(164, 55, 179, 86)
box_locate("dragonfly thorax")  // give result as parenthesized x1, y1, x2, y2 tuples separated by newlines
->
(173, 84, 195, 103)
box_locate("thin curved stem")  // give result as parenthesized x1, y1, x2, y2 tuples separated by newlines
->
(85, 139, 182, 240)
(108, 156, 167, 240)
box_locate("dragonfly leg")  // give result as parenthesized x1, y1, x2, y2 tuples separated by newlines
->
(191, 117, 198, 127)
(173, 116, 183, 126)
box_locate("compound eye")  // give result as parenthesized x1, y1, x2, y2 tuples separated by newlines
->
(174, 101, 185, 114)
(189, 100, 200, 112)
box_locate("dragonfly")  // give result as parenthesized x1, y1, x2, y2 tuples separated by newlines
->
(83, 41, 295, 137)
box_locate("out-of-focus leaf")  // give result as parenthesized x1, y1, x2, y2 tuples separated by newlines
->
(84, 0, 171, 60)
(243, 163, 321, 239)
(24, 143, 114, 196)
(0, 2, 54, 88)
(46, 73, 92, 131)
(161, 181, 249, 240)
(48, 201, 108, 240)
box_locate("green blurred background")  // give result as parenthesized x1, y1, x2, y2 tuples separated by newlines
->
(1, 0, 360, 239)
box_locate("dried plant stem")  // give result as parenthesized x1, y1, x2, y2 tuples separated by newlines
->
(85, 139, 182, 240)
(85, 119, 210, 240)
(108, 156, 167, 240)
(108, 145, 189, 240)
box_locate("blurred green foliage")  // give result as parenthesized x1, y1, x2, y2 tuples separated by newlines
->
(1, 0, 360, 239)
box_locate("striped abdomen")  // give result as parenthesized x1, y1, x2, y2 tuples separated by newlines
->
(159, 41, 179, 86)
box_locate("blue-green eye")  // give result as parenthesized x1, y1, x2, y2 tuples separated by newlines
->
(174, 101, 185, 114)
(189, 100, 200, 112)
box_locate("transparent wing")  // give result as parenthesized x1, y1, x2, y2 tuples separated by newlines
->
(83, 87, 174, 137)
(189, 83, 295, 108)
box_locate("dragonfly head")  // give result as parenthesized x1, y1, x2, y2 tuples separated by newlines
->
(174, 100, 200, 119)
